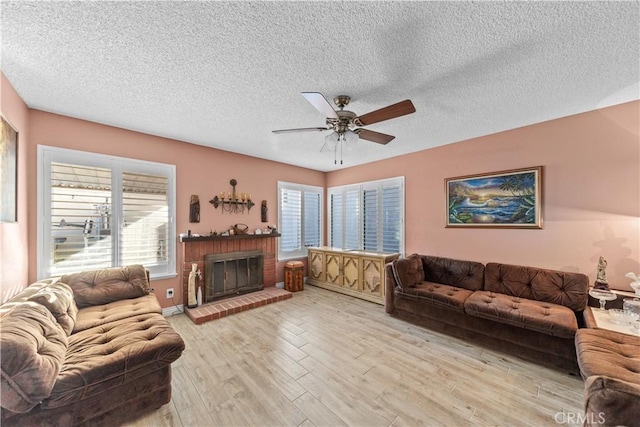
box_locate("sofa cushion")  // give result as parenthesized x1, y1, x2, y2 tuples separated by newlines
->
(391, 254, 424, 289)
(484, 263, 588, 312)
(73, 294, 162, 333)
(422, 256, 485, 291)
(575, 328, 640, 382)
(27, 282, 78, 336)
(464, 291, 578, 338)
(398, 282, 474, 312)
(0, 303, 68, 413)
(61, 264, 150, 309)
(42, 312, 185, 409)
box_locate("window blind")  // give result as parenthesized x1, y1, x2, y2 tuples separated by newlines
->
(328, 176, 404, 255)
(278, 182, 323, 260)
(38, 146, 176, 279)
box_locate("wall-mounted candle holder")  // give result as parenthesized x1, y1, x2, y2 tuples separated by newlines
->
(209, 179, 255, 214)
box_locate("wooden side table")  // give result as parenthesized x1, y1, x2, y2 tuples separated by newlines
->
(284, 261, 304, 292)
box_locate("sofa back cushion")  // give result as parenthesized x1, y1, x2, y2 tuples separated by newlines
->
(61, 265, 150, 309)
(391, 254, 424, 289)
(27, 282, 78, 336)
(484, 263, 588, 311)
(0, 303, 67, 413)
(422, 256, 485, 291)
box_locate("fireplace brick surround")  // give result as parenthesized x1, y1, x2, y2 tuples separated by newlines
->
(179, 233, 281, 311)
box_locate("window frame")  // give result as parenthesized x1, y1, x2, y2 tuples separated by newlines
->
(37, 145, 176, 280)
(328, 176, 405, 255)
(277, 181, 323, 261)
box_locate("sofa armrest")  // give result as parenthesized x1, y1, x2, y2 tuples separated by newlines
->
(384, 263, 396, 313)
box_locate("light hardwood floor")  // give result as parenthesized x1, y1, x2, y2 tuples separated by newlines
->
(129, 286, 584, 427)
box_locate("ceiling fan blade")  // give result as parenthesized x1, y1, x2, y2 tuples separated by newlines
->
(355, 99, 416, 126)
(301, 92, 339, 119)
(354, 128, 395, 145)
(272, 127, 328, 134)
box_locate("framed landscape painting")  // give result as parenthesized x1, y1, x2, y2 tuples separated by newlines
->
(1, 115, 18, 223)
(446, 166, 542, 228)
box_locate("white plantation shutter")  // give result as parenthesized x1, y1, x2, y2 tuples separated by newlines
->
(362, 187, 379, 251)
(49, 163, 113, 274)
(328, 177, 404, 255)
(280, 187, 301, 253)
(278, 182, 323, 259)
(303, 191, 321, 247)
(38, 146, 176, 279)
(121, 171, 170, 267)
(330, 192, 343, 248)
(382, 179, 402, 253)
(344, 187, 360, 250)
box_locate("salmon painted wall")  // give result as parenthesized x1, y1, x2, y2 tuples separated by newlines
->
(326, 101, 640, 291)
(26, 110, 324, 308)
(0, 73, 30, 303)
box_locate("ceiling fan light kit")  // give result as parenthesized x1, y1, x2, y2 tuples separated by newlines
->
(273, 92, 416, 164)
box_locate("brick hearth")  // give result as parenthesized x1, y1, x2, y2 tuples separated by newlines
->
(185, 288, 292, 324)
(179, 233, 281, 324)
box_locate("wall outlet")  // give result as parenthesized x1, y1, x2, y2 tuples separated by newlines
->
(166, 288, 174, 299)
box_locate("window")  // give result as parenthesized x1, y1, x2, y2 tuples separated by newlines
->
(328, 177, 404, 254)
(37, 146, 176, 279)
(278, 182, 323, 260)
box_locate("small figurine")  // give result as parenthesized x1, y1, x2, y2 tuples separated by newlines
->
(594, 256, 609, 290)
(625, 272, 640, 296)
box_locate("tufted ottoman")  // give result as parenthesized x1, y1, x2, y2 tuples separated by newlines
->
(575, 328, 640, 427)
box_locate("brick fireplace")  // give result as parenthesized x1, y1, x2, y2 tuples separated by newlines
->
(179, 233, 280, 307)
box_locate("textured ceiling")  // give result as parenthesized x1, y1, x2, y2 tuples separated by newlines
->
(1, 1, 638, 172)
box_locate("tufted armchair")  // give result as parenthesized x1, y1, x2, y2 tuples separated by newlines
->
(385, 255, 588, 373)
(0, 265, 185, 426)
(575, 328, 640, 427)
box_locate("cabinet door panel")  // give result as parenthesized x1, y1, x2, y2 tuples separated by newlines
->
(362, 257, 383, 297)
(325, 253, 342, 285)
(342, 255, 360, 290)
(308, 250, 325, 281)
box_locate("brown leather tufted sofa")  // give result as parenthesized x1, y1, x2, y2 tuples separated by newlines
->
(385, 254, 588, 373)
(575, 328, 640, 427)
(0, 265, 185, 426)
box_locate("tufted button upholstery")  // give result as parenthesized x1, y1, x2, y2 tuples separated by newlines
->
(73, 294, 162, 333)
(576, 328, 640, 380)
(464, 291, 578, 338)
(399, 281, 474, 312)
(484, 263, 588, 312)
(575, 329, 640, 427)
(421, 256, 485, 291)
(61, 265, 150, 309)
(0, 302, 67, 413)
(41, 312, 185, 409)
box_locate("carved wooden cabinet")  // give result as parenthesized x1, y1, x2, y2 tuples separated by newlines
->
(306, 247, 400, 305)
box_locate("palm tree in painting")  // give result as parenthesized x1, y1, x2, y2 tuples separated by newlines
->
(499, 172, 536, 223)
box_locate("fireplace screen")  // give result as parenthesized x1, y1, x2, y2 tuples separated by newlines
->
(205, 250, 263, 302)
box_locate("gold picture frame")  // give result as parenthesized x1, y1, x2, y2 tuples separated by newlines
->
(446, 166, 543, 228)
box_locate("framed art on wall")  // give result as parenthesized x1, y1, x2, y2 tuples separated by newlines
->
(1, 115, 18, 223)
(446, 166, 542, 228)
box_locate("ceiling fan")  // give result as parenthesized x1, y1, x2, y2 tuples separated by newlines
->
(272, 92, 416, 163)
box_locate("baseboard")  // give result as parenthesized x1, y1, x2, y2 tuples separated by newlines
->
(163, 304, 184, 317)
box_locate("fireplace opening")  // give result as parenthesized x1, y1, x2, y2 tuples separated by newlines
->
(205, 250, 264, 302)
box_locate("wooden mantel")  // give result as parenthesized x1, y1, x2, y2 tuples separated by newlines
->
(179, 233, 281, 306)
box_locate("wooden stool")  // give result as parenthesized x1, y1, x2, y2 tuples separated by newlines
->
(284, 261, 304, 292)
